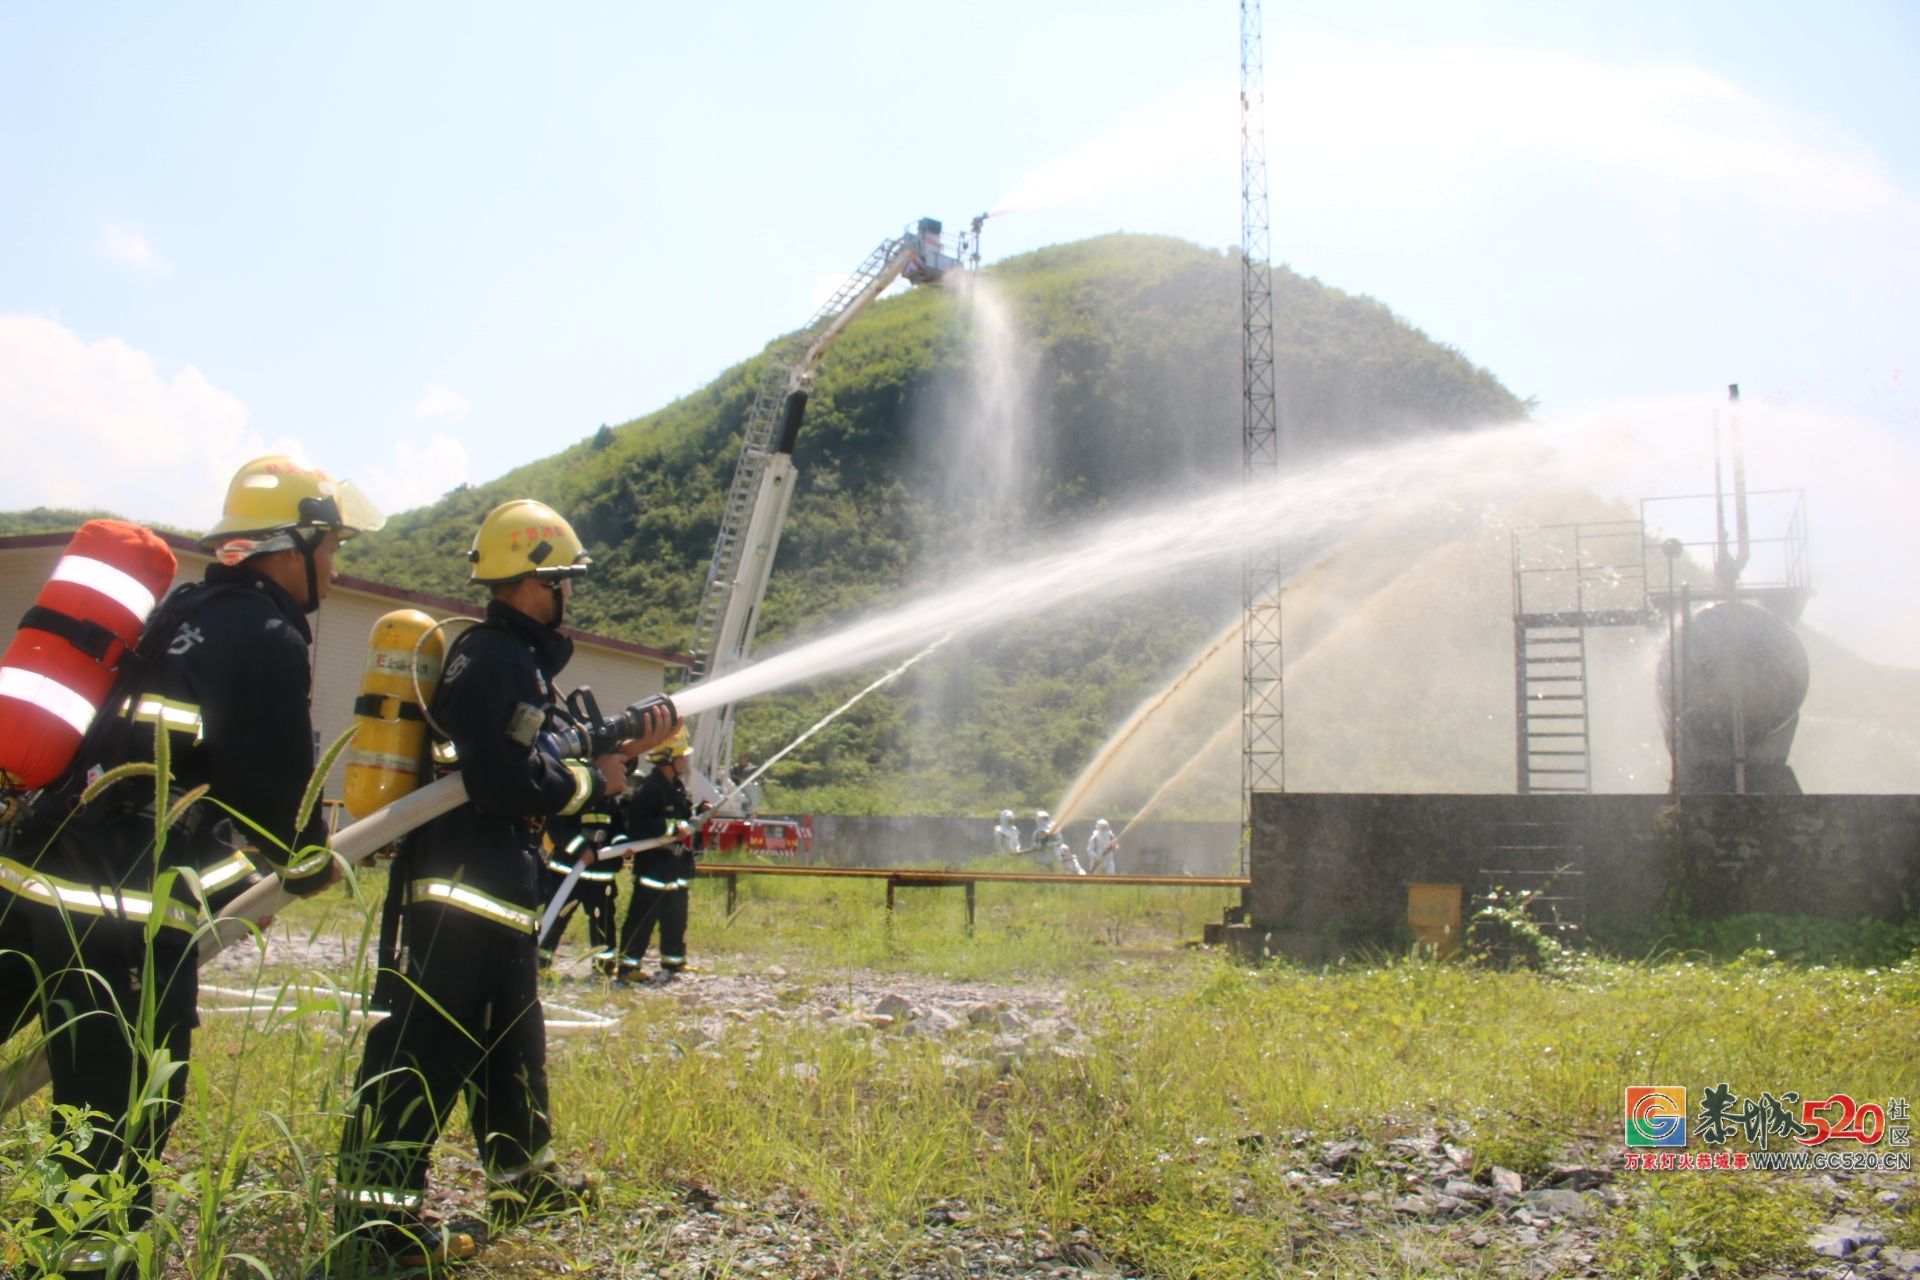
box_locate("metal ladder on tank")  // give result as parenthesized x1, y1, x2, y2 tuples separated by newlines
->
(688, 238, 904, 678)
(1509, 521, 1650, 795)
(1514, 620, 1592, 794)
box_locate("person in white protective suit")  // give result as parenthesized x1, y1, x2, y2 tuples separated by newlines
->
(992, 808, 1022, 856)
(1044, 824, 1081, 875)
(1085, 818, 1119, 875)
(1029, 809, 1059, 852)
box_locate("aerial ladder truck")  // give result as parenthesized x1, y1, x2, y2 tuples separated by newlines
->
(687, 215, 985, 806)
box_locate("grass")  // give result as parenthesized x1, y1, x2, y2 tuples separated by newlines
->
(5, 862, 1919, 1278)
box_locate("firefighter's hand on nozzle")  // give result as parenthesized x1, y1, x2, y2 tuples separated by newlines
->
(615, 694, 679, 759)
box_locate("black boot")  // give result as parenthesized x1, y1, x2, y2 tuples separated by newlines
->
(315, 1220, 478, 1279)
(488, 1168, 597, 1231)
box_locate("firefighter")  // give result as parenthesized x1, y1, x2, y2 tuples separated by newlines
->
(613, 728, 696, 983)
(728, 754, 761, 815)
(1028, 809, 1052, 856)
(1045, 825, 1081, 875)
(537, 778, 626, 974)
(991, 808, 1021, 856)
(1084, 818, 1118, 875)
(331, 499, 675, 1273)
(0, 455, 379, 1279)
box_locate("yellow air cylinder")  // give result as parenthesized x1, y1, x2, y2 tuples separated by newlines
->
(343, 609, 446, 819)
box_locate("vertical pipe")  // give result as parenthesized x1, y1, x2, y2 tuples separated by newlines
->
(1713, 410, 1731, 591)
(1726, 385, 1750, 796)
(1677, 583, 1691, 791)
(1665, 550, 1680, 795)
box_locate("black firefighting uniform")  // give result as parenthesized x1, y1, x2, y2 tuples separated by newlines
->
(335, 599, 606, 1241)
(615, 766, 694, 974)
(537, 798, 623, 966)
(0, 565, 333, 1254)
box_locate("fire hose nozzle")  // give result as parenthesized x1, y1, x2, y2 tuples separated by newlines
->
(549, 693, 680, 759)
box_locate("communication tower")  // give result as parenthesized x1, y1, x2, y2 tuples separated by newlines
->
(1240, 0, 1285, 870)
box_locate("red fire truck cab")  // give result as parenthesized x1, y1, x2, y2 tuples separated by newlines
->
(701, 814, 813, 858)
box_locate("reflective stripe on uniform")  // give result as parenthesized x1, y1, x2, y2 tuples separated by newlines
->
(197, 849, 256, 894)
(558, 762, 595, 816)
(411, 878, 540, 934)
(122, 694, 204, 742)
(0, 856, 202, 934)
(336, 1185, 425, 1211)
(0, 664, 97, 735)
(635, 876, 691, 891)
(267, 843, 332, 882)
(52, 553, 158, 620)
(58, 1243, 117, 1273)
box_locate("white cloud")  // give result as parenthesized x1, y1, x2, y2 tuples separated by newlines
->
(410, 385, 471, 420)
(991, 83, 1236, 220)
(0, 316, 471, 530)
(96, 223, 171, 278)
(1274, 42, 1903, 214)
(0, 314, 299, 529)
(991, 43, 1914, 238)
(362, 433, 470, 515)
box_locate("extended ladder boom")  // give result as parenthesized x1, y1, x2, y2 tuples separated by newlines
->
(687, 216, 982, 787)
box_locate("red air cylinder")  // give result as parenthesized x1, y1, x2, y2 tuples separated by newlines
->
(0, 521, 178, 789)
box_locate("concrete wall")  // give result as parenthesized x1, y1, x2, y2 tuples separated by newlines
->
(1247, 792, 1920, 961)
(800, 814, 1241, 876)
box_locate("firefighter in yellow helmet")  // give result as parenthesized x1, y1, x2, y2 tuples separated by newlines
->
(333, 499, 676, 1272)
(201, 454, 386, 611)
(613, 726, 697, 982)
(0, 455, 379, 1279)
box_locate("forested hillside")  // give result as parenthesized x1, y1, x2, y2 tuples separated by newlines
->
(338, 234, 1528, 815)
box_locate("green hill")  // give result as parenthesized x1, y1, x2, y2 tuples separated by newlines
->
(339, 233, 1528, 814)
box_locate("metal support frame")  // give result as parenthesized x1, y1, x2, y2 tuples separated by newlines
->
(1240, 0, 1285, 875)
(1510, 521, 1651, 795)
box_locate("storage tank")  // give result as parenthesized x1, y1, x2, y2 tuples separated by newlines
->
(1657, 600, 1810, 793)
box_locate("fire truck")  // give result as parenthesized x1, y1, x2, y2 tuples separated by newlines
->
(682, 215, 984, 833)
(701, 813, 813, 858)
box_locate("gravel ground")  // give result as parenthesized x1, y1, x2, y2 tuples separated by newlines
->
(195, 936, 1918, 1279)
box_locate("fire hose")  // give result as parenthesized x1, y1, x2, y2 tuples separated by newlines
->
(3, 688, 692, 1109)
(1, 772, 472, 1111)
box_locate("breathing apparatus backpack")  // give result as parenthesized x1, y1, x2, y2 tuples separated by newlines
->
(343, 609, 448, 819)
(0, 521, 179, 796)
(0, 529, 256, 869)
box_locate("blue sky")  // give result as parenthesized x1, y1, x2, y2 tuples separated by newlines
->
(2, 0, 1916, 531)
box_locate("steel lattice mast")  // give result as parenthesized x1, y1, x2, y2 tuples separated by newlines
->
(1240, 0, 1284, 872)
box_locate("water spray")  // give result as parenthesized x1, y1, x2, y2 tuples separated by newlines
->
(1095, 538, 1466, 838)
(1118, 718, 1239, 843)
(1050, 612, 1246, 829)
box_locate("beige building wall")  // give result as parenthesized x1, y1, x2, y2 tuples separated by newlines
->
(0, 530, 685, 802)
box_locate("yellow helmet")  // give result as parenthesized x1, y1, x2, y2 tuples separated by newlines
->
(469, 499, 591, 585)
(646, 726, 691, 764)
(199, 455, 385, 556)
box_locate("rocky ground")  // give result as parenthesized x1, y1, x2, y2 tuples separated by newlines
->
(201, 940, 1917, 1278)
